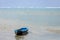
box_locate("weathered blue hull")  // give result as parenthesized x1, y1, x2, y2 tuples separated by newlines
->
(15, 27, 28, 35)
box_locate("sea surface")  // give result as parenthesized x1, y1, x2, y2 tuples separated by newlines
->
(0, 8, 60, 40)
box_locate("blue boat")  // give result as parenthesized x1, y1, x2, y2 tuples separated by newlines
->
(15, 27, 28, 35)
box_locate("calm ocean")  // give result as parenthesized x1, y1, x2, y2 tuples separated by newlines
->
(0, 8, 60, 40)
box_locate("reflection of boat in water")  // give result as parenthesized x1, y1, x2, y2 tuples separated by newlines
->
(15, 35, 25, 40)
(15, 27, 28, 35)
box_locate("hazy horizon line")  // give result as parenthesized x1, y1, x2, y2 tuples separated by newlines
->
(0, 7, 60, 8)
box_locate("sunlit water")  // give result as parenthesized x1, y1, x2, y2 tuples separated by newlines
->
(0, 8, 60, 40)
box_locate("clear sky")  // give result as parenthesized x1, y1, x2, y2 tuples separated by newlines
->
(0, 0, 60, 8)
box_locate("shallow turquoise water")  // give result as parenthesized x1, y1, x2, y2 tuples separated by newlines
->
(0, 8, 60, 40)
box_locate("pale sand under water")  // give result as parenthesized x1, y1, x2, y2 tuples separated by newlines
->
(0, 19, 60, 40)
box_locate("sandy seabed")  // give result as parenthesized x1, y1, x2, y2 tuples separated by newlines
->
(0, 19, 60, 40)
